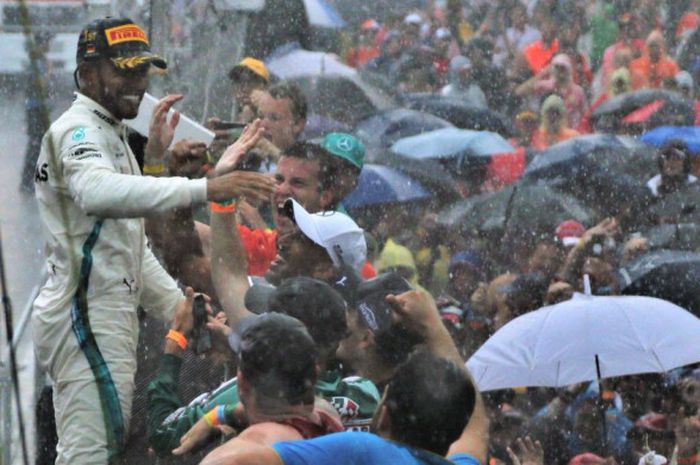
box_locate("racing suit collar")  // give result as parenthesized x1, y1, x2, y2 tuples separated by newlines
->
(74, 92, 123, 129)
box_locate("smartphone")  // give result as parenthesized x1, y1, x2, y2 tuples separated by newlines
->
(212, 120, 246, 130)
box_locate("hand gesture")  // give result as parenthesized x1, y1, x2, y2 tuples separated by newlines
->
(172, 413, 237, 456)
(385, 290, 442, 338)
(582, 218, 619, 244)
(206, 171, 276, 205)
(214, 119, 266, 176)
(507, 437, 544, 465)
(169, 139, 209, 178)
(146, 94, 183, 161)
(171, 288, 212, 334)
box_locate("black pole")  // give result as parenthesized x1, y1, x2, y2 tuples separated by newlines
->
(0, 230, 30, 465)
(595, 354, 608, 456)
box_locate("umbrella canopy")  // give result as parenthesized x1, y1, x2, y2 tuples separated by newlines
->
(266, 48, 356, 79)
(367, 149, 462, 201)
(343, 164, 431, 209)
(354, 109, 453, 149)
(405, 94, 514, 136)
(287, 74, 394, 125)
(391, 127, 514, 161)
(303, 0, 345, 28)
(647, 182, 700, 225)
(523, 134, 655, 183)
(301, 114, 352, 139)
(591, 89, 695, 133)
(641, 126, 700, 154)
(467, 293, 700, 391)
(618, 250, 700, 316)
(437, 183, 596, 238)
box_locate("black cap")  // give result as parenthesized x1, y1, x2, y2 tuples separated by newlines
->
(353, 272, 412, 334)
(76, 17, 166, 70)
(244, 277, 348, 348)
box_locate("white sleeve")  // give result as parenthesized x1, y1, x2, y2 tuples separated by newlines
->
(139, 244, 182, 322)
(58, 125, 207, 218)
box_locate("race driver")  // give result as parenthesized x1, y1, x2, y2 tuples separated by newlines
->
(31, 17, 274, 465)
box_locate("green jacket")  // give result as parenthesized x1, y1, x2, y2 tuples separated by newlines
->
(147, 354, 379, 456)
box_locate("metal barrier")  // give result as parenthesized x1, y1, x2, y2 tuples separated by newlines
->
(1, 274, 44, 465)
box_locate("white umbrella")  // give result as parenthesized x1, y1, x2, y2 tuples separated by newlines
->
(303, 0, 346, 28)
(466, 293, 700, 392)
(266, 49, 356, 79)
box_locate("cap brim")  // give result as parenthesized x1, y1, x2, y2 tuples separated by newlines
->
(283, 199, 325, 247)
(244, 283, 277, 314)
(227, 315, 262, 353)
(111, 52, 167, 70)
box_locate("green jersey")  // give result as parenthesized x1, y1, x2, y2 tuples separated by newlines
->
(147, 355, 379, 456)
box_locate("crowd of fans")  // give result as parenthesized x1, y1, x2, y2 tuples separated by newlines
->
(25, 1, 700, 465)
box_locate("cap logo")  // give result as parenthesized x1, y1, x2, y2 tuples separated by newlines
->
(358, 302, 379, 331)
(336, 136, 353, 152)
(105, 24, 148, 46)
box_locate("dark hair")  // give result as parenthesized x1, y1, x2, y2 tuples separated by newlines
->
(282, 141, 338, 191)
(267, 277, 348, 349)
(268, 81, 308, 122)
(384, 352, 476, 455)
(238, 313, 317, 405)
(658, 139, 691, 175)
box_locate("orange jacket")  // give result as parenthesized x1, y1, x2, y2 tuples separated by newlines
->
(629, 54, 679, 89)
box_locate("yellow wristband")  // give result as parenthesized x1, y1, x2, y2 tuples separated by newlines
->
(143, 163, 165, 175)
(166, 329, 187, 350)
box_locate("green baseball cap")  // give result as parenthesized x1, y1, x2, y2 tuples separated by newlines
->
(321, 132, 365, 170)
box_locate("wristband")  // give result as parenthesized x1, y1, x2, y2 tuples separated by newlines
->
(210, 201, 237, 213)
(203, 405, 226, 427)
(678, 454, 699, 465)
(143, 163, 166, 175)
(166, 329, 187, 350)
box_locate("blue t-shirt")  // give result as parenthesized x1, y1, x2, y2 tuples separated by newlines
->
(272, 431, 479, 465)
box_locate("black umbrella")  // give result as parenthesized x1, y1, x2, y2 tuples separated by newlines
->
(402, 94, 514, 137)
(591, 89, 695, 133)
(647, 182, 700, 225)
(523, 134, 657, 183)
(437, 183, 597, 239)
(354, 108, 453, 149)
(288, 74, 395, 125)
(618, 249, 700, 316)
(641, 223, 700, 251)
(367, 149, 461, 201)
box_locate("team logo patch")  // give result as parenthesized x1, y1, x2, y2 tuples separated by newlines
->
(71, 127, 86, 141)
(104, 24, 148, 46)
(336, 136, 353, 152)
(330, 397, 359, 420)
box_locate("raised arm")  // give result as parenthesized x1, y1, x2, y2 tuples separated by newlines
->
(386, 290, 489, 464)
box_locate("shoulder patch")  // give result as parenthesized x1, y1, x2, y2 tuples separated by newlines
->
(71, 127, 86, 141)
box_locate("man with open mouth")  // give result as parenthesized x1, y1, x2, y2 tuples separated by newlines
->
(31, 17, 275, 465)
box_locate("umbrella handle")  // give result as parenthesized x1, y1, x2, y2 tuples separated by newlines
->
(583, 274, 592, 296)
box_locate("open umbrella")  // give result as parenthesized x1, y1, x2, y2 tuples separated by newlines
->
(288, 74, 394, 125)
(354, 109, 453, 149)
(467, 293, 700, 391)
(404, 94, 514, 136)
(591, 89, 695, 133)
(301, 114, 351, 139)
(618, 249, 700, 316)
(343, 164, 431, 209)
(266, 48, 356, 78)
(303, 0, 346, 28)
(523, 134, 656, 183)
(391, 127, 514, 161)
(647, 182, 700, 225)
(367, 149, 462, 201)
(437, 183, 596, 238)
(641, 126, 700, 154)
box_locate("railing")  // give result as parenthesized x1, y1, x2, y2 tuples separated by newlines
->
(0, 273, 44, 465)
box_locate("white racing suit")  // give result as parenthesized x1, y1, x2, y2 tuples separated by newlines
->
(32, 93, 207, 464)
